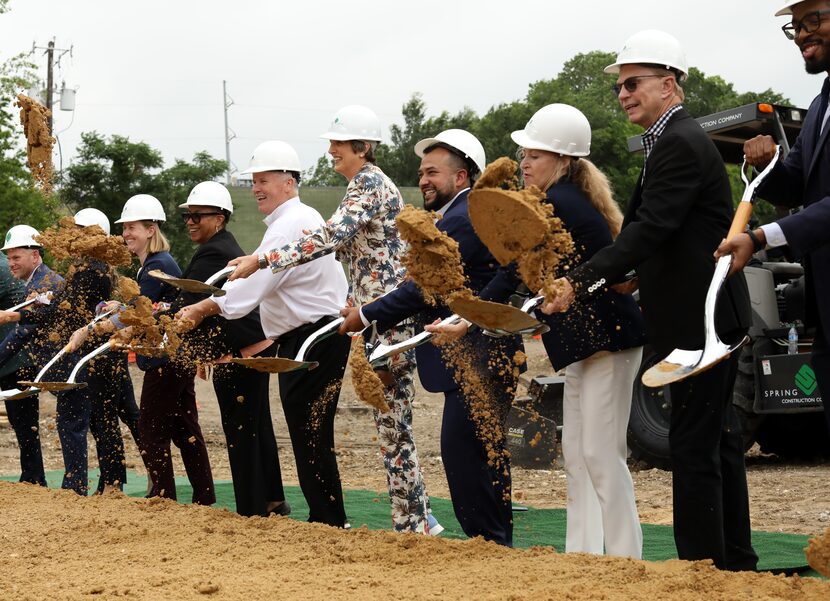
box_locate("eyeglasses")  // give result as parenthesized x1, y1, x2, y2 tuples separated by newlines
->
(611, 74, 666, 96)
(782, 9, 830, 40)
(181, 211, 222, 224)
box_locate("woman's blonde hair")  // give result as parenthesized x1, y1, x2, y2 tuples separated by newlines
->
(570, 158, 623, 239)
(143, 221, 171, 254)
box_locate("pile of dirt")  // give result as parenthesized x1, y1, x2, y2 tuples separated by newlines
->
(348, 336, 389, 413)
(2, 481, 828, 600)
(36, 217, 132, 266)
(395, 204, 466, 304)
(16, 94, 54, 194)
(806, 527, 830, 578)
(469, 158, 575, 304)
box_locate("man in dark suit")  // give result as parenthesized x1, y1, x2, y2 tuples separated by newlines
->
(0, 228, 63, 486)
(717, 0, 830, 438)
(340, 129, 523, 546)
(545, 30, 756, 570)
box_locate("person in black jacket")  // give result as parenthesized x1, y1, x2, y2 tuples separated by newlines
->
(545, 31, 756, 571)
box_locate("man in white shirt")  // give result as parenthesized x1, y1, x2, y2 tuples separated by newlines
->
(178, 141, 351, 527)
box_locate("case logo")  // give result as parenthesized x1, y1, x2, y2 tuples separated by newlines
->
(795, 364, 817, 396)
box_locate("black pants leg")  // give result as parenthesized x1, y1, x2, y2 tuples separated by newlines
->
(811, 320, 830, 438)
(440, 387, 513, 546)
(669, 352, 757, 570)
(1, 369, 46, 486)
(277, 323, 350, 527)
(86, 354, 128, 489)
(213, 344, 284, 517)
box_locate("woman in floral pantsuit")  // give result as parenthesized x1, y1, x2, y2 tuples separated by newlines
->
(229, 106, 431, 533)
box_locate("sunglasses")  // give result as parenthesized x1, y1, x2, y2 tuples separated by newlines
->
(181, 211, 223, 224)
(782, 8, 830, 40)
(611, 74, 666, 96)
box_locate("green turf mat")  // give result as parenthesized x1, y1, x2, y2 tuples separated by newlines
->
(3, 471, 816, 575)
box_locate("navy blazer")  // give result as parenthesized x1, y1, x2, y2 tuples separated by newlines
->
(134, 251, 180, 371)
(0, 263, 64, 378)
(480, 181, 646, 371)
(362, 189, 523, 393)
(756, 78, 830, 343)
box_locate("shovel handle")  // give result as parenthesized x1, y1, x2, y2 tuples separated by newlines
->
(726, 202, 754, 240)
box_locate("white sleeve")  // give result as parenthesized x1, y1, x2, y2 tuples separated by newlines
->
(759, 222, 788, 248)
(212, 267, 281, 318)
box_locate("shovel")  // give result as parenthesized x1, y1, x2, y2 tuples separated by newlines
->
(365, 314, 463, 366)
(641, 147, 781, 388)
(448, 294, 548, 336)
(3, 292, 53, 313)
(147, 265, 235, 297)
(229, 316, 345, 373)
(16, 309, 117, 394)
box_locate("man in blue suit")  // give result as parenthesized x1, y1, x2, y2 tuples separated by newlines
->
(0, 225, 64, 485)
(340, 129, 523, 546)
(717, 0, 830, 436)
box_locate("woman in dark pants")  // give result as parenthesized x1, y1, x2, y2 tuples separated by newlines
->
(175, 181, 285, 516)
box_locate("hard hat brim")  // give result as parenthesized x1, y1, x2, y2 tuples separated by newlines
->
(320, 132, 382, 142)
(511, 130, 557, 154)
(413, 137, 441, 158)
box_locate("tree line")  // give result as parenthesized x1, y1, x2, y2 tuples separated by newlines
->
(1, 46, 789, 266)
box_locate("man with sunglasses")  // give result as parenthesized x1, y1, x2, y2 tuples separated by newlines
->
(716, 0, 830, 441)
(543, 29, 755, 571)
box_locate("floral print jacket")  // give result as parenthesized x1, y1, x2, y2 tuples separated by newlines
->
(265, 163, 407, 307)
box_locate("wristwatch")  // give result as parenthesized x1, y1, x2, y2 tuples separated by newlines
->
(257, 253, 268, 270)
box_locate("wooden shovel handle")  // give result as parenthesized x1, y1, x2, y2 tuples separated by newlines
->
(726, 202, 753, 241)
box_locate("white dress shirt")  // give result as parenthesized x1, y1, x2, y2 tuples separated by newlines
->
(213, 196, 348, 339)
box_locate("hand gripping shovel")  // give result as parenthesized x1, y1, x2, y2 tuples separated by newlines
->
(229, 317, 345, 373)
(147, 265, 235, 297)
(16, 309, 117, 394)
(641, 147, 781, 388)
(3, 292, 53, 313)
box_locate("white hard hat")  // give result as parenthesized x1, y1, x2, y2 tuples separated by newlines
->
(414, 129, 487, 174)
(2, 225, 41, 250)
(179, 181, 234, 214)
(511, 104, 592, 157)
(240, 140, 302, 175)
(604, 29, 688, 82)
(74, 208, 111, 235)
(320, 105, 382, 142)
(115, 194, 166, 224)
(775, 1, 803, 16)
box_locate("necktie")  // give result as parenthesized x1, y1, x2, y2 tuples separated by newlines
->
(816, 77, 830, 142)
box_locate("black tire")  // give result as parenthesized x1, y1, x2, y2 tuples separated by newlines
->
(628, 346, 672, 470)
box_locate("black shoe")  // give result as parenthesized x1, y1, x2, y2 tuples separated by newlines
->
(268, 500, 291, 517)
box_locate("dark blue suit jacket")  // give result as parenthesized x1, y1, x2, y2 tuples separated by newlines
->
(362, 189, 523, 393)
(481, 181, 645, 370)
(134, 251, 180, 371)
(757, 78, 830, 342)
(0, 263, 64, 378)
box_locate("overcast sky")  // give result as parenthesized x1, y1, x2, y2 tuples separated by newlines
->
(1, 0, 824, 177)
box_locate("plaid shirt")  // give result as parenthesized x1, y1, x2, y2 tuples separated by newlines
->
(641, 104, 684, 174)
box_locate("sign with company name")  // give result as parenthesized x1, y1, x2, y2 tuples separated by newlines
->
(756, 353, 823, 413)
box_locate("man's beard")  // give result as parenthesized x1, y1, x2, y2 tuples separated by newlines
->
(803, 39, 830, 74)
(423, 187, 455, 212)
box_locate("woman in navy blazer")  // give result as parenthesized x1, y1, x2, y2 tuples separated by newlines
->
(482, 104, 646, 558)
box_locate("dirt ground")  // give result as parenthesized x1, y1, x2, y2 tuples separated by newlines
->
(1, 337, 829, 599)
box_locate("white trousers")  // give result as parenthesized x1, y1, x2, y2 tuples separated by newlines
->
(562, 346, 643, 558)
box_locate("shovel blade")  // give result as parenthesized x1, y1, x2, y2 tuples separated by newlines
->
(147, 270, 227, 297)
(228, 357, 318, 373)
(18, 381, 88, 392)
(641, 337, 748, 388)
(448, 296, 542, 334)
(0, 388, 38, 401)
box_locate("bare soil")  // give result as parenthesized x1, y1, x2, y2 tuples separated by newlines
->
(1, 337, 829, 599)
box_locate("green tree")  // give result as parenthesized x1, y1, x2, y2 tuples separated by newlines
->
(0, 48, 59, 238)
(60, 133, 226, 264)
(303, 155, 341, 186)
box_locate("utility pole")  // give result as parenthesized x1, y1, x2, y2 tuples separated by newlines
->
(32, 38, 73, 135)
(223, 80, 236, 186)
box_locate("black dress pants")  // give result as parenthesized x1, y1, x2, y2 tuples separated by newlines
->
(1, 368, 46, 486)
(276, 318, 351, 527)
(669, 351, 758, 571)
(213, 343, 284, 517)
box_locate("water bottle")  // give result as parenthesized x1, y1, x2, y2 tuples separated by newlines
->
(787, 324, 798, 355)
